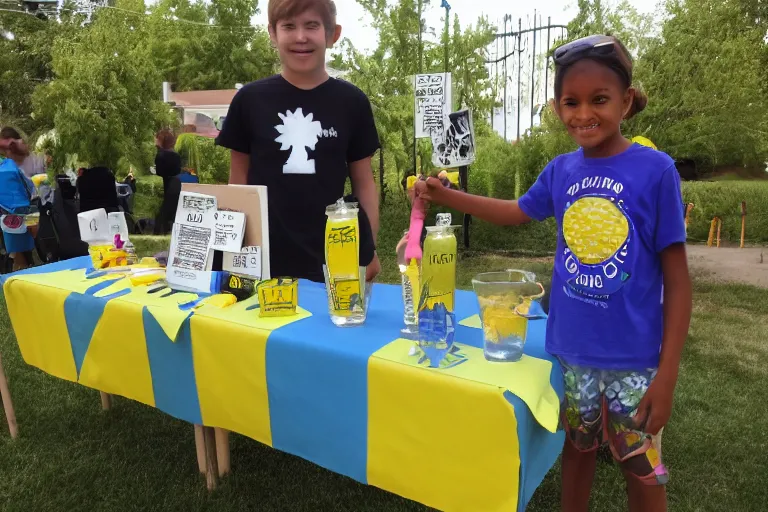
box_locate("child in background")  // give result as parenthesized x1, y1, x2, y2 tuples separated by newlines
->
(414, 35, 692, 512)
(0, 134, 38, 271)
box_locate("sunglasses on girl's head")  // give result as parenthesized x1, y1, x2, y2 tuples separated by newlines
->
(553, 35, 619, 67)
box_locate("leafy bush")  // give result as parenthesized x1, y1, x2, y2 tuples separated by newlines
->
(134, 175, 164, 219)
(175, 134, 230, 184)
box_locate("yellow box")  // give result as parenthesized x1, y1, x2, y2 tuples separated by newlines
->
(257, 278, 298, 317)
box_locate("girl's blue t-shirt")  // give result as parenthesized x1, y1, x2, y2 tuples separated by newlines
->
(518, 143, 687, 370)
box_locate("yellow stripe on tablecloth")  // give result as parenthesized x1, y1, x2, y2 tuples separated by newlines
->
(190, 314, 272, 447)
(374, 339, 559, 433)
(367, 339, 521, 512)
(8, 269, 121, 294)
(94, 278, 198, 342)
(78, 299, 155, 407)
(3, 278, 78, 382)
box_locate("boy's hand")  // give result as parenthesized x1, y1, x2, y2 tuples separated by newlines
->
(633, 376, 676, 435)
(366, 252, 381, 282)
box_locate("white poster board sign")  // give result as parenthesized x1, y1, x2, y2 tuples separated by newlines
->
(414, 73, 452, 139)
(77, 208, 110, 244)
(223, 246, 262, 279)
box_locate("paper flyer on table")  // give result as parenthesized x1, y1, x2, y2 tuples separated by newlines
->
(223, 246, 262, 279)
(77, 208, 110, 244)
(166, 192, 218, 293)
(174, 192, 217, 227)
(211, 211, 245, 252)
(108, 211, 130, 242)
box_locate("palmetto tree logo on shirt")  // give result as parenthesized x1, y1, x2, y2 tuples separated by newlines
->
(275, 108, 325, 175)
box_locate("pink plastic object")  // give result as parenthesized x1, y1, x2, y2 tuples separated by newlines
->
(404, 197, 427, 261)
(113, 234, 124, 249)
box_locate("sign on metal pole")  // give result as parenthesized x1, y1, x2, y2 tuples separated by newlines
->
(414, 72, 452, 139)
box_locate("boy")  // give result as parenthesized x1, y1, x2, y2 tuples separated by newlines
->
(216, 0, 381, 283)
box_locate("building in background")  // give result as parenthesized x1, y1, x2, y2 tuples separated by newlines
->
(161, 68, 347, 137)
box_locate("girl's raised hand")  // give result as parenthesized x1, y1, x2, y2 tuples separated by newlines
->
(413, 176, 444, 204)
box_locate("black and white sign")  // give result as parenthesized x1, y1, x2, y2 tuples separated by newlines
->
(431, 108, 476, 168)
(414, 73, 452, 139)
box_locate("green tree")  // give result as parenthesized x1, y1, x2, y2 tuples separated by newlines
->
(565, 0, 655, 55)
(32, 0, 175, 171)
(0, 4, 82, 135)
(628, 0, 768, 168)
(148, 0, 278, 92)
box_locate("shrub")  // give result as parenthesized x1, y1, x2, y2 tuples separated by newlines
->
(175, 134, 230, 184)
(134, 175, 164, 219)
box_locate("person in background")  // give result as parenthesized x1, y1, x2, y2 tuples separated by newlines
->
(216, 0, 381, 283)
(415, 35, 692, 512)
(0, 130, 38, 270)
(155, 129, 181, 187)
(154, 129, 182, 234)
(0, 127, 46, 179)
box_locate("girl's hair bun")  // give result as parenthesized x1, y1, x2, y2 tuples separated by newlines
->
(625, 89, 648, 120)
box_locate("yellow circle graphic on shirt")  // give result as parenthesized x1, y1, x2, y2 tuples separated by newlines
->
(563, 197, 629, 265)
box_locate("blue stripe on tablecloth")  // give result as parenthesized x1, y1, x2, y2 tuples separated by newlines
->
(143, 308, 202, 425)
(265, 280, 405, 484)
(64, 294, 107, 376)
(63, 280, 132, 376)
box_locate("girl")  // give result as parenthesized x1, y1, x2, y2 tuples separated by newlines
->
(0, 129, 38, 271)
(414, 35, 692, 512)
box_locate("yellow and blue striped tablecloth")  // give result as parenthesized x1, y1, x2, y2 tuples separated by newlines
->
(2, 257, 564, 511)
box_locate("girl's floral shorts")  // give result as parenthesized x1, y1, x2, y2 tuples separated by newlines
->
(558, 358, 669, 486)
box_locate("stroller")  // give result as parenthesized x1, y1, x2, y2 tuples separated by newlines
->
(34, 176, 89, 264)
(116, 182, 143, 234)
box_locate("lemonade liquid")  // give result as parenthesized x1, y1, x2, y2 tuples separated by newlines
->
(417, 215, 458, 366)
(324, 199, 365, 326)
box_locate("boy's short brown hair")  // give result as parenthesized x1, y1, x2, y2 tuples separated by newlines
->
(268, 0, 337, 36)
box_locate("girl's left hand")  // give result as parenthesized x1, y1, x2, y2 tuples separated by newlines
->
(633, 376, 676, 435)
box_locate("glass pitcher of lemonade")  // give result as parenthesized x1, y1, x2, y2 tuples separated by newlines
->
(472, 270, 546, 362)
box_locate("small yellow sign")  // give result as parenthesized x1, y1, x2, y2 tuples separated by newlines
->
(257, 278, 298, 317)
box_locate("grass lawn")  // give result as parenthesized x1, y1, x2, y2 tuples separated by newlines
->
(0, 241, 766, 511)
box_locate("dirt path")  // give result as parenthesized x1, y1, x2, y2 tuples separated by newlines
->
(687, 245, 768, 288)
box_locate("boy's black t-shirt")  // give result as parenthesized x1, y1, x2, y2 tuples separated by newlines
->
(215, 74, 380, 282)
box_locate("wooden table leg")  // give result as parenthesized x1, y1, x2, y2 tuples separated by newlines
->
(194, 425, 206, 474)
(0, 352, 18, 439)
(214, 428, 230, 477)
(99, 392, 112, 411)
(202, 426, 219, 491)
